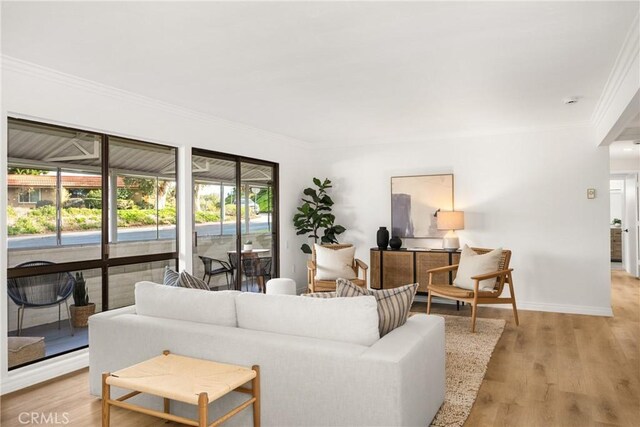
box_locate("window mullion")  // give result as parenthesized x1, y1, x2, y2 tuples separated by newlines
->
(56, 167, 62, 246)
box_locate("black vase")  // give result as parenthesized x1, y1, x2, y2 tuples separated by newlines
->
(389, 236, 402, 250)
(376, 227, 390, 249)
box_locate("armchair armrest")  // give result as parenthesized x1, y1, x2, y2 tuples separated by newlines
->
(426, 264, 459, 274)
(307, 259, 316, 271)
(471, 268, 513, 281)
(355, 258, 368, 271)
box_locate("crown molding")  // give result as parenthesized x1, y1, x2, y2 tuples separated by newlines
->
(317, 122, 592, 149)
(1, 55, 313, 150)
(591, 13, 640, 129)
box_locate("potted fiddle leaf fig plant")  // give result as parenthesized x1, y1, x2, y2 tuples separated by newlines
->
(293, 177, 346, 254)
(70, 272, 95, 328)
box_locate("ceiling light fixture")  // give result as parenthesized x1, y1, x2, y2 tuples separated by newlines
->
(563, 97, 580, 105)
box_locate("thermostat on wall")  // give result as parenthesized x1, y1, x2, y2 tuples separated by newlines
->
(587, 188, 596, 199)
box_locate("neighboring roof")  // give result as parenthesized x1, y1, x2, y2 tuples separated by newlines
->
(7, 175, 127, 188)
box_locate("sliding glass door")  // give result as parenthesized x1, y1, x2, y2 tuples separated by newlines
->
(192, 149, 278, 292)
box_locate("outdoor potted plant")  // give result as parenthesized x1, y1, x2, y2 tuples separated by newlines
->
(244, 240, 253, 251)
(70, 272, 95, 328)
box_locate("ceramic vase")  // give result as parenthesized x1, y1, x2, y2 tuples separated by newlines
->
(389, 235, 402, 250)
(377, 227, 390, 249)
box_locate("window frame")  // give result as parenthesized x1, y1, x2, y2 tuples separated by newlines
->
(18, 188, 41, 204)
(7, 117, 180, 308)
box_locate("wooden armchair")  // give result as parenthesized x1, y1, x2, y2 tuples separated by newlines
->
(307, 244, 368, 293)
(426, 248, 518, 332)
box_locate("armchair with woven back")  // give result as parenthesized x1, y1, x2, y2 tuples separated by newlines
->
(307, 243, 368, 293)
(426, 246, 519, 332)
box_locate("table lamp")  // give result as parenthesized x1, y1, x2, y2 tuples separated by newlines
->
(437, 211, 464, 250)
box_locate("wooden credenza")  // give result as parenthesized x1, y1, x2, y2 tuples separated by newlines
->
(370, 248, 461, 293)
(611, 228, 622, 262)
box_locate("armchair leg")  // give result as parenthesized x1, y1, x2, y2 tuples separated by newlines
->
(426, 292, 432, 314)
(508, 272, 520, 326)
(471, 302, 477, 333)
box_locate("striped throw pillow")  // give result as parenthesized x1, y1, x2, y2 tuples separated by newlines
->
(336, 278, 418, 337)
(303, 291, 338, 298)
(163, 267, 179, 287)
(178, 271, 210, 291)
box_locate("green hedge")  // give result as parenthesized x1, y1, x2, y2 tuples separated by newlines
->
(6, 205, 249, 236)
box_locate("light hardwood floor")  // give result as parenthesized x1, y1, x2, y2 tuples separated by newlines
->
(1, 270, 638, 426)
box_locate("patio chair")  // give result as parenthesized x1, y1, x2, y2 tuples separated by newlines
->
(198, 255, 233, 289)
(7, 261, 76, 336)
(242, 257, 272, 293)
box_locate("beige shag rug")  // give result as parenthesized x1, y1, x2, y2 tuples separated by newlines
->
(431, 314, 506, 427)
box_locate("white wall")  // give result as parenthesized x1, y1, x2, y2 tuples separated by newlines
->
(313, 127, 612, 316)
(611, 157, 640, 172)
(0, 58, 311, 393)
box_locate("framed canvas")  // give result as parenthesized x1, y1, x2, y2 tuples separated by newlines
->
(391, 174, 454, 238)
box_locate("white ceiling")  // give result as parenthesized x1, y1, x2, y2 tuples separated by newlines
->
(1, 1, 638, 146)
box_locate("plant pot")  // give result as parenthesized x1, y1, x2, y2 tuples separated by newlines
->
(70, 303, 96, 328)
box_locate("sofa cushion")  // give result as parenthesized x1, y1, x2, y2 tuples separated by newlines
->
(163, 267, 179, 287)
(178, 270, 210, 290)
(336, 279, 418, 337)
(303, 291, 338, 298)
(135, 281, 239, 327)
(314, 244, 357, 280)
(236, 292, 380, 346)
(453, 245, 502, 291)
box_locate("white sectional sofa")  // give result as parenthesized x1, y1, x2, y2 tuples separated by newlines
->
(89, 282, 445, 426)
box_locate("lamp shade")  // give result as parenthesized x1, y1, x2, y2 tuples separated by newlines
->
(437, 211, 464, 230)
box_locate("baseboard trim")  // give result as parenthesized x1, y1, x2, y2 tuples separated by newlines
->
(516, 301, 613, 317)
(0, 348, 88, 395)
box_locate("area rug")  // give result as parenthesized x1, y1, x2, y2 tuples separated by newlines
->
(431, 314, 506, 427)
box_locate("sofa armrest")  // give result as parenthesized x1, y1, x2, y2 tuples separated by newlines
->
(361, 314, 445, 426)
(88, 305, 136, 324)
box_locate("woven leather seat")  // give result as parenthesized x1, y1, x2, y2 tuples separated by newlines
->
(427, 283, 498, 299)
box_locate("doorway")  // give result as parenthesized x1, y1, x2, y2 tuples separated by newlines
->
(191, 148, 278, 292)
(609, 140, 640, 278)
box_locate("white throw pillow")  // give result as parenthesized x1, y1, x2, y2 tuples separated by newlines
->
(135, 281, 240, 327)
(453, 246, 503, 291)
(235, 292, 380, 346)
(314, 244, 357, 280)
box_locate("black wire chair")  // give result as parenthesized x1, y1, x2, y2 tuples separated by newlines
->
(7, 261, 75, 336)
(198, 256, 233, 289)
(228, 253, 239, 289)
(242, 257, 272, 293)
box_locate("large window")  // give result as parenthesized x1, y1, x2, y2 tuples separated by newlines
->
(6, 118, 178, 369)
